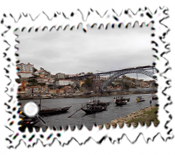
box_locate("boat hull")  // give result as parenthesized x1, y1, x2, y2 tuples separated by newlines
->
(39, 106, 71, 116)
(87, 102, 110, 107)
(114, 97, 129, 106)
(114, 97, 130, 106)
(81, 109, 102, 114)
(152, 96, 158, 100)
(81, 104, 107, 114)
(115, 101, 127, 106)
(136, 99, 145, 102)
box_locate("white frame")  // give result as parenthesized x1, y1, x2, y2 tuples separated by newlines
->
(1, 7, 173, 147)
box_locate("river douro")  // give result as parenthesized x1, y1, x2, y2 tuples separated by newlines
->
(20, 94, 158, 130)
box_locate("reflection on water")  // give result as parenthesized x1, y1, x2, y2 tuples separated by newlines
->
(19, 94, 158, 130)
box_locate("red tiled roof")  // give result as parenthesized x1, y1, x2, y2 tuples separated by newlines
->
(60, 86, 70, 90)
(17, 63, 33, 66)
(18, 72, 32, 73)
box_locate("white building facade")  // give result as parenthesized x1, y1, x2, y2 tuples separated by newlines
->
(56, 80, 74, 86)
(55, 73, 66, 79)
(18, 72, 33, 78)
(17, 63, 34, 78)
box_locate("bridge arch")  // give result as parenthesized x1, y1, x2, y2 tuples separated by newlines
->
(100, 68, 155, 91)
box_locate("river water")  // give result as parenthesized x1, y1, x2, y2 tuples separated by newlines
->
(19, 94, 158, 130)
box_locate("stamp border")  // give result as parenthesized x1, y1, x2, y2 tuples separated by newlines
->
(1, 7, 173, 147)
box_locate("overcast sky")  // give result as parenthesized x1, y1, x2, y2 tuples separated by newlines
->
(16, 23, 154, 80)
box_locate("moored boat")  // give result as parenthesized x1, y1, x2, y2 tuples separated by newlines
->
(87, 99, 110, 106)
(116, 96, 130, 102)
(136, 96, 145, 102)
(114, 96, 130, 106)
(81, 104, 107, 114)
(152, 95, 158, 100)
(39, 106, 71, 116)
(115, 100, 128, 106)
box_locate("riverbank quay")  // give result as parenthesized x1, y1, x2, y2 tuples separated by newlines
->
(99, 105, 159, 129)
(19, 91, 155, 100)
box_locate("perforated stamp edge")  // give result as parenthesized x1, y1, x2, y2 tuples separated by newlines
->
(1, 7, 173, 147)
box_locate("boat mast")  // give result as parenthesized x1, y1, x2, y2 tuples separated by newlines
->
(96, 70, 100, 101)
(39, 86, 42, 111)
(98, 75, 99, 101)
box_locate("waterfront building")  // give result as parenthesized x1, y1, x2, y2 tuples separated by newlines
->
(17, 63, 34, 73)
(25, 87, 32, 97)
(37, 77, 49, 83)
(32, 85, 40, 94)
(59, 86, 73, 94)
(19, 81, 29, 91)
(55, 79, 74, 86)
(59, 88, 65, 94)
(48, 89, 58, 95)
(34, 67, 51, 78)
(18, 72, 33, 78)
(55, 73, 66, 79)
(17, 63, 34, 78)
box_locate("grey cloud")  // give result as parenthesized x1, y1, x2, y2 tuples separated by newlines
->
(17, 24, 154, 81)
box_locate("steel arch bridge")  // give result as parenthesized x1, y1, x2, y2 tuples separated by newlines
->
(99, 67, 155, 91)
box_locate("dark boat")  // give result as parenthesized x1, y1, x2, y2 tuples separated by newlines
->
(81, 104, 107, 114)
(152, 95, 158, 100)
(87, 99, 110, 106)
(39, 106, 71, 116)
(115, 96, 130, 102)
(114, 96, 129, 106)
(32, 91, 72, 116)
(115, 100, 128, 106)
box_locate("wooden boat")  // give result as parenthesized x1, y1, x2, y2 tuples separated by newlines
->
(116, 96, 130, 102)
(87, 99, 110, 106)
(30, 90, 72, 116)
(115, 100, 128, 106)
(81, 104, 107, 114)
(114, 96, 129, 106)
(152, 95, 158, 100)
(39, 106, 71, 116)
(136, 96, 145, 102)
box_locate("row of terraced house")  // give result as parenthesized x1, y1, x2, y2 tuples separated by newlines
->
(17, 63, 81, 98)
